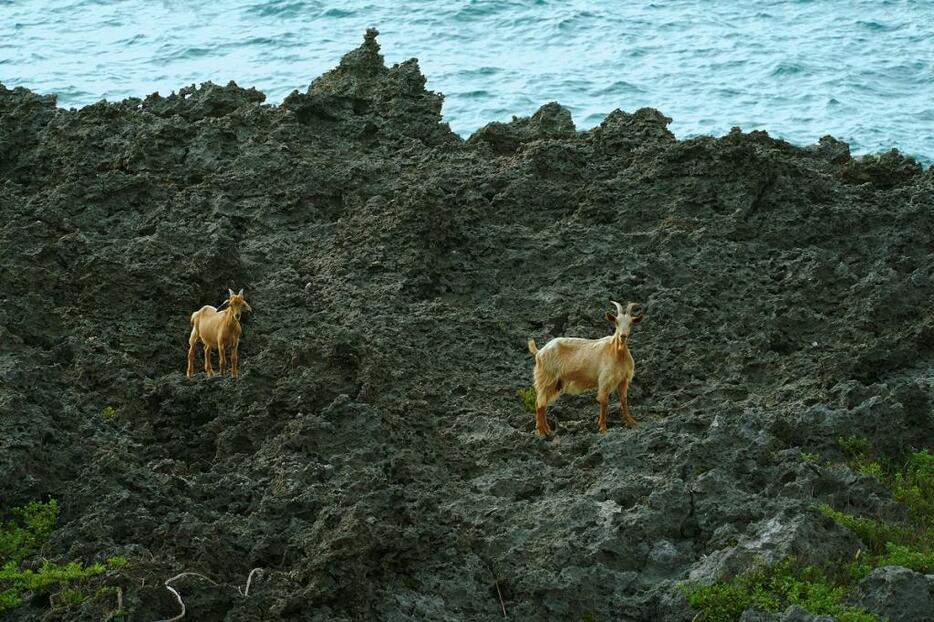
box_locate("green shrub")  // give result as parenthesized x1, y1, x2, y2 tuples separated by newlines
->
(683, 559, 876, 622)
(837, 435, 871, 458)
(878, 542, 934, 573)
(822, 446, 932, 554)
(891, 449, 933, 528)
(101, 406, 116, 419)
(0, 499, 58, 563)
(0, 559, 107, 614)
(818, 505, 911, 554)
(820, 446, 933, 592)
(517, 387, 537, 414)
(0, 500, 123, 615)
(845, 542, 934, 582)
(54, 587, 88, 609)
(0, 588, 22, 613)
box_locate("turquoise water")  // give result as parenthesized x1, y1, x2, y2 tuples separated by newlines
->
(2, 0, 932, 161)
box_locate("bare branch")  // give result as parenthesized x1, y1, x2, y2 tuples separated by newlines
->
(482, 560, 507, 619)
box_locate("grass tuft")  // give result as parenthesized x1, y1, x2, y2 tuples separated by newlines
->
(683, 559, 876, 622)
(517, 387, 537, 414)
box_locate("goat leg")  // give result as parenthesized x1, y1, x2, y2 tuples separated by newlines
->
(618, 382, 637, 427)
(186, 345, 196, 378)
(218, 343, 226, 376)
(597, 392, 609, 433)
(535, 406, 551, 435)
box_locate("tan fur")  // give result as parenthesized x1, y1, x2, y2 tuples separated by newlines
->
(186, 289, 252, 378)
(528, 301, 642, 434)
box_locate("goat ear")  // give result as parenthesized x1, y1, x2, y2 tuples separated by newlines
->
(631, 314, 643, 324)
(605, 312, 617, 324)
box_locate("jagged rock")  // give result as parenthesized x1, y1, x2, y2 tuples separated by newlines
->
(590, 106, 675, 154)
(309, 27, 389, 99)
(808, 135, 852, 164)
(144, 80, 266, 120)
(687, 511, 861, 585)
(284, 29, 456, 147)
(467, 101, 576, 154)
(838, 148, 923, 188)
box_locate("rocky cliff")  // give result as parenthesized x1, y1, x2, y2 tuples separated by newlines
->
(1, 30, 932, 621)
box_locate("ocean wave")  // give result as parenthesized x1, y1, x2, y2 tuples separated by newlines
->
(244, 1, 315, 18)
(1, 0, 931, 161)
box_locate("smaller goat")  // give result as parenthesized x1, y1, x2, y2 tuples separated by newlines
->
(187, 289, 252, 378)
(528, 301, 643, 434)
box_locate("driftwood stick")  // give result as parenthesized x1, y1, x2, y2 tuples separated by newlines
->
(240, 568, 263, 597)
(153, 572, 217, 622)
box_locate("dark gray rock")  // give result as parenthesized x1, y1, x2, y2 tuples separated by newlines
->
(467, 101, 576, 154)
(838, 148, 923, 188)
(855, 566, 934, 622)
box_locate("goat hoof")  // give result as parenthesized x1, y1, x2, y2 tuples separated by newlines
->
(598, 426, 608, 433)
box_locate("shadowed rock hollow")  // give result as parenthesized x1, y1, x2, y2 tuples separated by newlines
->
(1, 30, 932, 621)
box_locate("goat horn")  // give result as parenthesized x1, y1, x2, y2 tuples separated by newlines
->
(609, 300, 624, 318)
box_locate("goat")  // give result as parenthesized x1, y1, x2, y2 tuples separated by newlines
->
(527, 300, 643, 434)
(186, 289, 252, 378)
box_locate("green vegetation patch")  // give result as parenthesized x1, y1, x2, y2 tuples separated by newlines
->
(517, 386, 537, 414)
(0, 499, 58, 564)
(821, 440, 933, 580)
(0, 500, 126, 616)
(685, 440, 933, 621)
(684, 559, 875, 622)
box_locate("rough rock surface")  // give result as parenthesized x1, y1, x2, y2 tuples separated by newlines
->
(854, 566, 934, 622)
(740, 605, 837, 622)
(1, 31, 932, 621)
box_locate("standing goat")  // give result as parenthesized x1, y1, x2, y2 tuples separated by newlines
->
(186, 289, 252, 378)
(527, 301, 643, 434)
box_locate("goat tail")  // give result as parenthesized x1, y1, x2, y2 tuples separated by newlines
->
(527, 338, 539, 355)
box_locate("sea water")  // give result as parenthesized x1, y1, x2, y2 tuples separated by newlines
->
(2, 0, 932, 162)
